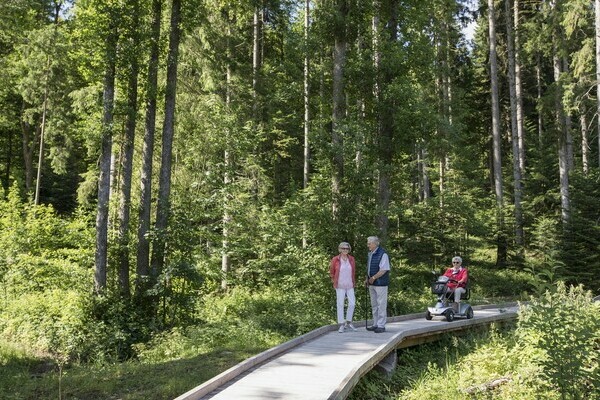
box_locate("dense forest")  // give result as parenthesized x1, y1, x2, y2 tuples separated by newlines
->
(1, 0, 600, 398)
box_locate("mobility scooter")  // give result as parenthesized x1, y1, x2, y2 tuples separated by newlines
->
(425, 272, 473, 322)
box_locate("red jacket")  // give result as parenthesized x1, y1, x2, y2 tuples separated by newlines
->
(329, 254, 356, 289)
(443, 266, 468, 289)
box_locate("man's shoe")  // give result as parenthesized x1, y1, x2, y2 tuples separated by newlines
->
(374, 327, 386, 333)
(366, 326, 377, 331)
(347, 323, 357, 332)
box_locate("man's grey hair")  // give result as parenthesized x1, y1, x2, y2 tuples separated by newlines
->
(452, 256, 462, 264)
(367, 236, 380, 245)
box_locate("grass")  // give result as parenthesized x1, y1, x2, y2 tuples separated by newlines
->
(1, 340, 264, 400)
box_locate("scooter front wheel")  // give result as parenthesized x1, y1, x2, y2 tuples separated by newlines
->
(425, 311, 433, 320)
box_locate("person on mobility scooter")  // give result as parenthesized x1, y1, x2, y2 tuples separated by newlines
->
(426, 256, 473, 322)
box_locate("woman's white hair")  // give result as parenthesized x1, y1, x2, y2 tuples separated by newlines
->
(452, 256, 462, 264)
(338, 242, 351, 251)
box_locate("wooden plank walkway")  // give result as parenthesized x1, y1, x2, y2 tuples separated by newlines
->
(175, 304, 519, 400)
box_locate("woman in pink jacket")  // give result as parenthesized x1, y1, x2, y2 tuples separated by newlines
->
(329, 242, 357, 333)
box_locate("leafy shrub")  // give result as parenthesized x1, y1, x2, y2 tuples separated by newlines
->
(1, 290, 95, 362)
(3, 253, 90, 294)
(517, 282, 600, 399)
(198, 286, 330, 337)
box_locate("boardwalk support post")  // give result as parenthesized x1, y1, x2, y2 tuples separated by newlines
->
(374, 350, 397, 377)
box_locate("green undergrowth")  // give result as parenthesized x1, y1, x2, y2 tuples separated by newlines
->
(0, 321, 282, 400)
(1, 339, 259, 400)
(348, 324, 556, 400)
(349, 283, 600, 400)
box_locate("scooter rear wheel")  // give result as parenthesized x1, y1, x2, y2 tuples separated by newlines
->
(445, 309, 455, 322)
(466, 306, 474, 319)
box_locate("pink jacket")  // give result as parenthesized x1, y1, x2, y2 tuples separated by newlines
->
(443, 266, 468, 289)
(329, 254, 356, 289)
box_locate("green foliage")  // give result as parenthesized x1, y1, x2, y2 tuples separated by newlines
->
(198, 286, 330, 337)
(400, 194, 486, 264)
(559, 171, 600, 292)
(0, 186, 93, 280)
(2, 290, 91, 360)
(1, 339, 257, 400)
(349, 325, 555, 400)
(0, 193, 126, 364)
(134, 322, 283, 364)
(517, 283, 600, 399)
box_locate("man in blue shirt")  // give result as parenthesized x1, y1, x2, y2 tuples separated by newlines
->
(365, 236, 390, 333)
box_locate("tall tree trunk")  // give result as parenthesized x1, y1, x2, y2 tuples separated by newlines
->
(20, 102, 37, 194)
(3, 128, 12, 193)
(580, 109, 589, 175)
(417, 146, 431, 201)
(375, 0, 398, 242)
(222, 149, 231, 290)
(554, 53, 571, 225)
(117, 0, 140, 297)
(302, 0, 310, 248)
(35, 2, 59, 205)
(435, 11, 451, 209)
(372, 0, 380, 103)
(221, 22, 232, 290)
(95, 17, 119, 294)
(252, 3, 262, 121)
(597, 0, 600, 168)
(34, 56, 50, 205)
(552, 0, 571, 226)
(303, 0, 310, 190)
(136, 0, 162, 291)
(151, 0, 181, 278)
(110, 144, 119, 205)
(562, 57, 574, 173)
(514, 0, 525, 174)
(422, 147, 430, 200)
(488, 0, 506, 266)
(536, 53, 544, 147)
(331, 0, 347, 221)
(505, 0, 524, 249)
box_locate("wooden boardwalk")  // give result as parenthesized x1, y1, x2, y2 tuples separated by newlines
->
(175, 304, 518, 400)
